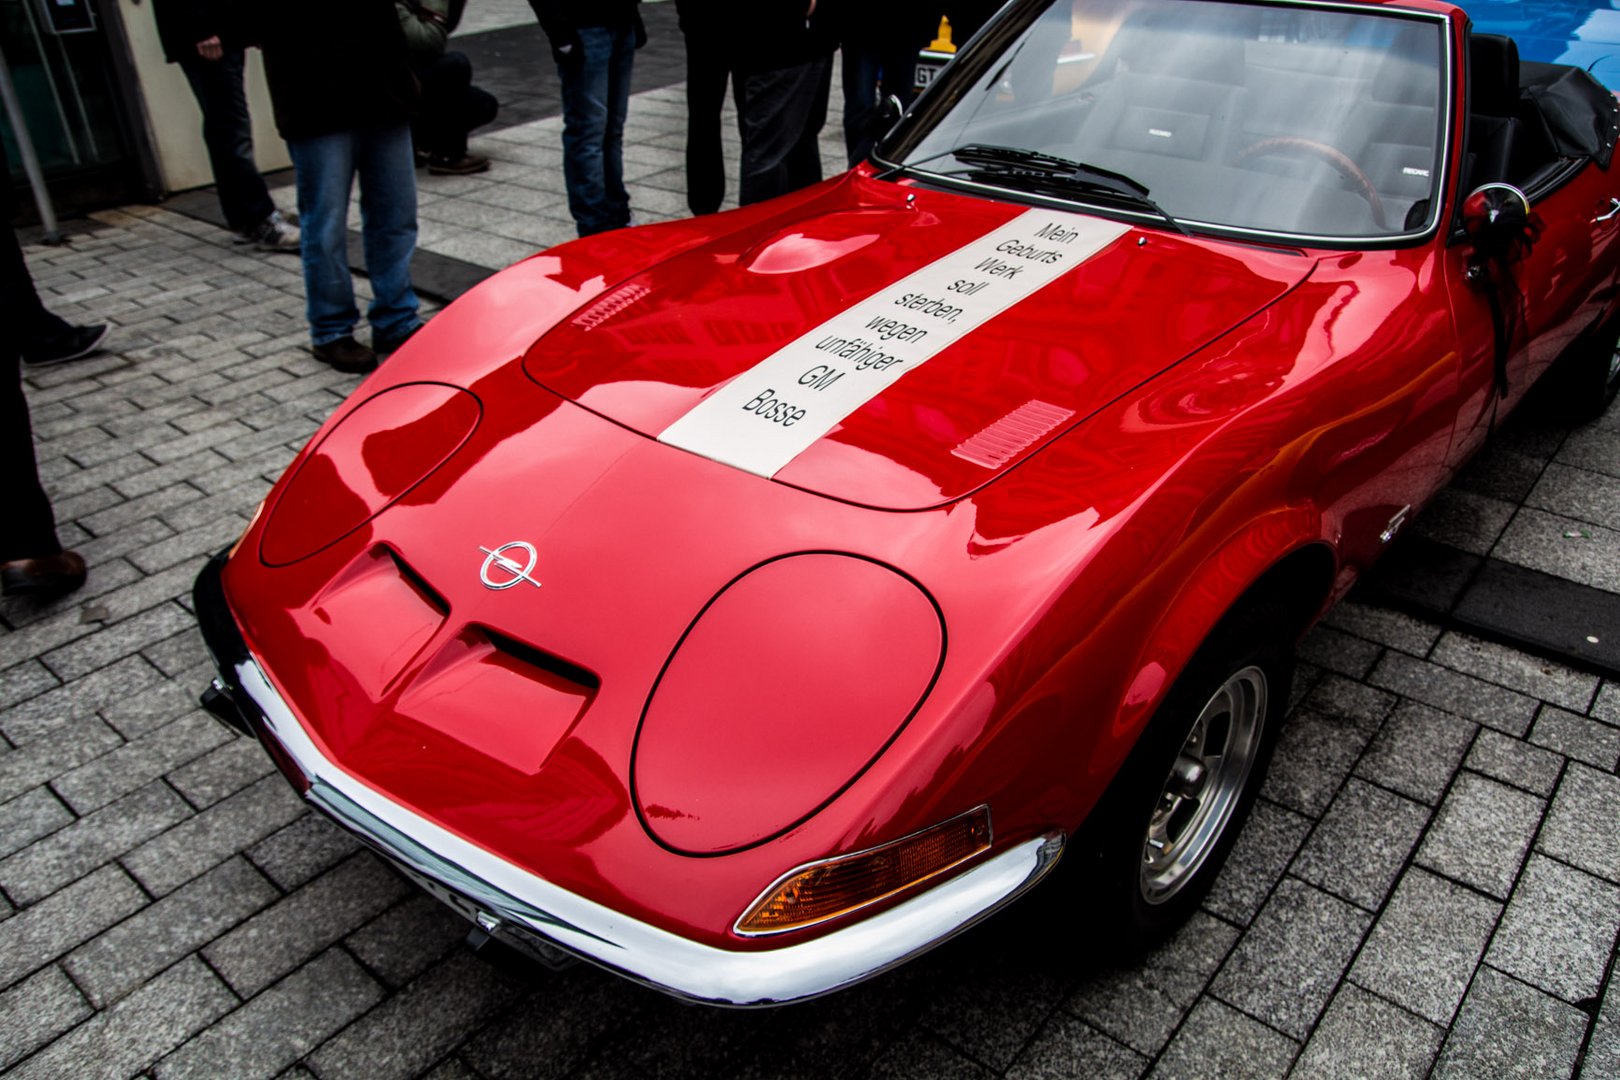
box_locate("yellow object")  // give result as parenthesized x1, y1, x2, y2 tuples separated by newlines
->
(928, 17, 956, 53)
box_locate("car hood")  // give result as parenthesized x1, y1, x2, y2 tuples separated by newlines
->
(523, 177, 1315, 509)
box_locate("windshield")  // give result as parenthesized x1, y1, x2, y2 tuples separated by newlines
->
(888, 0, 1448, 241)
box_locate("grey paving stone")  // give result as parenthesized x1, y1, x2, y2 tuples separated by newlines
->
(1299, 674, 1395, 732)
(1433, 968, 1587, 1080)
(204, 852, 410, 997)
(1493, 508, 1620, 593)
(0, 965, 93, 1070)
(1262, 708, 1376, 817)
(1530, 705, 1620, 770)
(1594, 682, 1620, 726)
(1413, 487, 1517, 555)
(1297, 626, 1383, 680)
(1148, 998, 1298, 1080)
(1005, 1015, 1147, 1080)
(1583, 957, 1620, 1080)
(1485, 854, 1620, 1004)
(121, 773, 305, 897)
(1291, 778, 1429, 910)
(459, 965, 643, 1080)
(244, 809, 362, 892)
(51, 713, 228, 814)
(869, 1030, 997, 1080)
(1415, 772, 1544, 898)
(0, 787, 74, 860)
(1211, 877, 1371, 1038)
(344, 892, 466, 989)
(1353, 701, 1477, 806)
(0, 780, 190, 905)
(158, 732, 272, 811)
(101, 672, 213, 739)
(5, 956, 236, 1080)
(0, 715, 123, 805)
(1067, 910, 1239, 1055)
(1430, 632, 1600, 713)
(153, 947, 382, 1080)
(64, 856, 278, 1007)
(1538, 763, 1620, 884)
(1369, 652, 1539, 736)
(1203, 797, 1314, 926)
(1321, 602, 1442, 657)
(1526, 462, 1620, 531)
(1288, 983, 1444, 1080)
(1350, 867, 1501, 1026)
(1464, 727, 1565, 797)
(0, 660, 59, 711)
(39, 601, 198, 684)
(306, 951, 524, 1080)
(917, 948, 1071, 1071)
(0, 653, 168, 745)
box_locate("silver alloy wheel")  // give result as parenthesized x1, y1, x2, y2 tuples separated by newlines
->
(1139, 665, 1267, 905)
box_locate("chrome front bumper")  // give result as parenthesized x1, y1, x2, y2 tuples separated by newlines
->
(194, 554, 1065, 1006)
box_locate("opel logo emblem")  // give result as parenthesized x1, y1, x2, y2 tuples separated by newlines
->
(478, 541, 542, 590)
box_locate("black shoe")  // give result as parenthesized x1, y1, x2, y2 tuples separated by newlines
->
(372, 323, 423, 357)
(310, 336, 379, 373)
(428, 154, 490, 176)
(1, 551, 87, 599)
(22, 324, 110, 367)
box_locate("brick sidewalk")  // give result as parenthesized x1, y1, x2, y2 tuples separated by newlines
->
(3, 83, 1619, 1080)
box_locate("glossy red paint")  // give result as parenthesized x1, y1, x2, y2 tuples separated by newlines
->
(217, 0, 1620, 963)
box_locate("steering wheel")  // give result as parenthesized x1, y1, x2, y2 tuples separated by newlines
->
(1235, 136, 1388, 232)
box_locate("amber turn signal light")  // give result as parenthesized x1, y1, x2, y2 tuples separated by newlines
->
(735, 806, 992, 936)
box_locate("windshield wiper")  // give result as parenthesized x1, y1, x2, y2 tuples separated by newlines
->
(947, 144, 1190, 236)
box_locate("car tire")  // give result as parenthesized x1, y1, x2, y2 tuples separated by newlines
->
(1546, 312, 1620, 422)
(1077, 602, 1292, 951)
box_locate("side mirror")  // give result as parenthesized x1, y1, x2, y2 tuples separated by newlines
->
(1462, 183, 1533, 264)
(878, 93, 906, 130)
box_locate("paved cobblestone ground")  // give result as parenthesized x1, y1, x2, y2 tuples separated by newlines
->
(4, 51, 1620, 1080)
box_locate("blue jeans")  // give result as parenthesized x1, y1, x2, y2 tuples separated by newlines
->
(286, 124, 421, 346)
(558, 25, 635, 236)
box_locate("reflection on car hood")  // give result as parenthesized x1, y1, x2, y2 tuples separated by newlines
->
(524, 175, 1315, 510)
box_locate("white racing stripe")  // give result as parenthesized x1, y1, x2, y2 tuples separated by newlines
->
(658, 210, 1131, 478)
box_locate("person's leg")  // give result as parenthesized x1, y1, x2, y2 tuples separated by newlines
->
(0, 348, 63, 565)
(178, 49, 277, 233)
(558, 27, 616, 235)
(736, 58, 831, 205)
(4, 216, 104, 365)
(355, 122, 422, 346)
(684, 33, 729, 214)
(417, 51, 471, 159)
(601, 24, 636, 229)
(286, 131, 360, 346)
(841, 42, 882, 166)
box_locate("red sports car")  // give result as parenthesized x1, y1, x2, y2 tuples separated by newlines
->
(196, 0, 1620, 1005)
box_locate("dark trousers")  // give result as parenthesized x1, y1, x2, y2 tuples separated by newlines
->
(841, 42, 918, 166)
(683, 34, 730, 215)
(734, 55, 833, 206)
(413, 52, 499, 161)
(1, 228, 63, 563)
(178, 49, 276, 234)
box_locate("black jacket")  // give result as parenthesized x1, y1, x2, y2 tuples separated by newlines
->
(240, 0, 418, 141)
(529, 0, 644, 51)
(151, 0, 237, 64)
(677, 0, 834, 73)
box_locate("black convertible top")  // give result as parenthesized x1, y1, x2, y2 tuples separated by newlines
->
(1522, 61, 1620, 170)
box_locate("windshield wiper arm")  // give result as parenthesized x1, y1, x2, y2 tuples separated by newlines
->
(948, 144, 1190, 236)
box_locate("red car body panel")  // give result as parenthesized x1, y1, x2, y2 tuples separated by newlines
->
(211, 0, 1620, 977)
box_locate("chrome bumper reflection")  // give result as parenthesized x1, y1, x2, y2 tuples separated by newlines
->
(231, 655, 1063, 1006)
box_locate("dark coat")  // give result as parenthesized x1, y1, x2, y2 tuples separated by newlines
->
(151, 0, 237, 64)
(240, 0, 419, 141)
(528, 0, 644, 47)
(678, 0, 834, 73)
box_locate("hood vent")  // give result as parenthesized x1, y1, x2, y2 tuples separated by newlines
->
(951, 400, 1076, 470)
(571, 282, 651, 332)
(484, 628, 600, 692)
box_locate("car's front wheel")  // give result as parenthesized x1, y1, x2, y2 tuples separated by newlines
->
(1079, 606, 1290, 949)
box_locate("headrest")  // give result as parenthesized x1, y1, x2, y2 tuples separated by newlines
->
(1470, 34, 1520, 117)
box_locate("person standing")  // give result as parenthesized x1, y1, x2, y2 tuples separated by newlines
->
(732, 1, 836, 206)
(834, 2, 940, 166)
(530, 0, 646, 237)
(675, 0, 730, 215)
(243, 0, 424, 373)
(151, 0, 299, 252)
(2, 170, 92, 599)
(398, 0, 500, 175)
